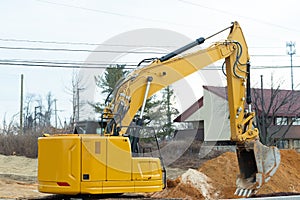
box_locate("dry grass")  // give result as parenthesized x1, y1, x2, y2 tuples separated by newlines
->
(0, 132, 41, 158)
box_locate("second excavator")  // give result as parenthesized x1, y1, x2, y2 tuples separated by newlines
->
(38, 21, 280, 197)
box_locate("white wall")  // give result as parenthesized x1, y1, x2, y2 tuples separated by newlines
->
(187, 89, 230, 141)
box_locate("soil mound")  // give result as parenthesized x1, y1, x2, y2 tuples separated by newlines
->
(153, 149, 300, 199)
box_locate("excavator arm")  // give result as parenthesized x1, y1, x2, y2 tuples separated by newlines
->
(103, 22, 280, 197)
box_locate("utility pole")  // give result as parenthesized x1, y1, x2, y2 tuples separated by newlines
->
(286, 41, 296, 90)
(20, 74, 24, 134)
(260, 75, 267, 144)
(54, 99, 57, 129)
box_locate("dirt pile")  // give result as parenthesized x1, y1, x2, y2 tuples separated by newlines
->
(0, 155, 51, 199)
(153, 149, 300, 199)
(151, 169, 218, 199)
(0, 154, 37, 178)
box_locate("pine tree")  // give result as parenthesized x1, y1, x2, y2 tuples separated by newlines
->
(95, 64, 127, 95)
(158, 86, 179, 139)
(91, 64, 127, 113)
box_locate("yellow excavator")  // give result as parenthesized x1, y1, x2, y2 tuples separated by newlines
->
(38, 21, 280, 197)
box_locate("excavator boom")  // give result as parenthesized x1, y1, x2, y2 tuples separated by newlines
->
(104, 22, 280, 196)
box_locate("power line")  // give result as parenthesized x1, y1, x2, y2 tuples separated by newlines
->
(0, 37, 290, 50)
(36, 0, 199, 28)
(0, 38, 177, 48)
(1, 45, 300, 57)
(0, 38, 99, 46)
(0, 59, 141, 68)
(0, 46, 167, 54)
(0, 62, 137, 69)
(251, 54, 300, 57)
(2, 57, 297, 68)
(0, 60, 299, 70)
(0, 53, 299, 70)
(1, 59, 139, 65)
(250, 46, 284, 49)
(178, 0, 300, 33)
(251, 65, 300, 69)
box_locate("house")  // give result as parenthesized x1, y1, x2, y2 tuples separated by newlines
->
(174, 85, 300, 149)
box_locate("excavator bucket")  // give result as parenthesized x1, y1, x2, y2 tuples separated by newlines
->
(235, 140, 281, 197)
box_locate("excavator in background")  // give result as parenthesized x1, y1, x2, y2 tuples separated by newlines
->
(38, 21, 280, 197)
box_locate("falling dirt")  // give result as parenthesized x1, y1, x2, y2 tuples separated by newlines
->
(152, 149, 300, 199)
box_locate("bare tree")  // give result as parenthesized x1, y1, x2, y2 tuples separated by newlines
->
(2, 113, 19, 135)
(21, 92, 56, 133)
(65, 70, 87, 128)
(45, 92, 54, 127)
(23, 94, 35, 132)
(252, 77, 300, 146)
(34, 95, 43, 128)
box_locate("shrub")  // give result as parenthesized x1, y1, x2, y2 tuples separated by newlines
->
(0, 132, 42, 158)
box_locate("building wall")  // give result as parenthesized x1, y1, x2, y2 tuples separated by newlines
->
(191, 121, 204, 129)
(186, 89, 231, 141)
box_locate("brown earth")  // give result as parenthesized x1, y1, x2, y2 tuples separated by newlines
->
(152, 149, 300, 199)
(0, 154, 51, 199)
(1, 149, 300, 199)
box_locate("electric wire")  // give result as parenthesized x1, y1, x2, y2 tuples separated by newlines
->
(0, 38, 177, 48)
(0, 59, 138, 66)
(0, 46, 167, 54)
(0, 62, 137, 69)
(0, 43, 296, 57)
(36, 0, 200, 28)
(37, 0, 300, 33)
(0, 46, 297, 58)
(178, 0, 300, 33)
(0, 37, 289, 50)
(0, 60, 297, 70)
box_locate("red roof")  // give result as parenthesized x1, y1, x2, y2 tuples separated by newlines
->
(174, 97, 203, 122)
(174, 86, 300, 122)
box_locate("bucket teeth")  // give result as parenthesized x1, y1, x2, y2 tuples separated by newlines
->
(247, 189, 253, 197)
(243, 189, 248, 196)
(234, 188, 254, 197)
(238, 188, 244, 196)
(234, 188, 240, 196)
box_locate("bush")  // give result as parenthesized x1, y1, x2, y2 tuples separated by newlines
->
(0, 132, 42, 158)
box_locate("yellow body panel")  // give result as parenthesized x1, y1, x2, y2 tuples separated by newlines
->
(132, 157, 162, 180)
(80, 181, 103, 194)
(38, 134, 164, 194)
(106, 137, 132, 180)
(134, 180, 164, 193)
(38, 135, 81, 194)
(81, 137, 106, 181)
(102, 181, 135, 194)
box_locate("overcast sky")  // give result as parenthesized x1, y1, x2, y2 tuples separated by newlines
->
(0, 0, 299, 126)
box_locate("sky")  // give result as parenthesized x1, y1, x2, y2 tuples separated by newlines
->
(0, 0, 300, 127)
